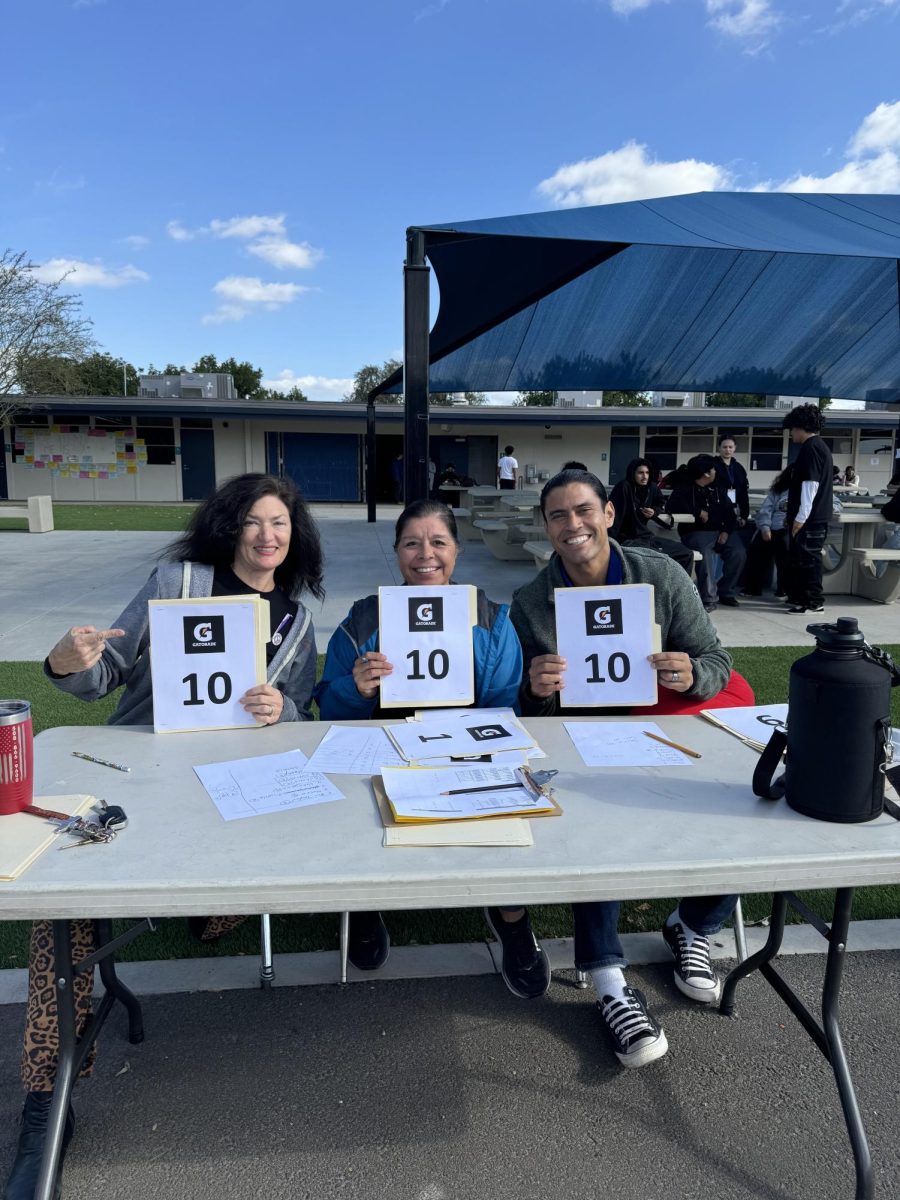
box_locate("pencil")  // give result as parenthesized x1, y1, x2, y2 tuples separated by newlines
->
(643, 731, 702, 759)
(439, 782, 526, 796)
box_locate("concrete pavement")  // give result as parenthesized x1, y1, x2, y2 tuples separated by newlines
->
(1, 504, 897, 661)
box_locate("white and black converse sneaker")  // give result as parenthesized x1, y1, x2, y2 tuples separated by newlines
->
(663, 919, 722, 1003)
(597, 988, 668, 1069)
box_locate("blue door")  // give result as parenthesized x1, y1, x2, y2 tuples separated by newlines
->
(180, 428, 216, 501)
(281, 433, 360, 501)
(0, 437, 8, 498)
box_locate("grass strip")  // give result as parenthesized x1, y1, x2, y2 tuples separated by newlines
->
(0, 504, 195, 533)
(1, 647, 898, 970)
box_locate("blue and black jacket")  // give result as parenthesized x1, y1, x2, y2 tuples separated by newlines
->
(314, 588, 523, 720)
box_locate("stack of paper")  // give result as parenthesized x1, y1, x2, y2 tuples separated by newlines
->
(372, 779, 534, 847)
(700, 704, 788, 753)
(409, 708, 547, 762)
(0, 795, 97, 882)
(379, 762, 558, 823)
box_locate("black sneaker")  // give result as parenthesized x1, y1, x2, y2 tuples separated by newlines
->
(484, 908, 551, 999)
(662, 920, 722, 1003)
(5, 1091, 75, 1200)
(347, 911, 390, 971)
(718, 596, 740, 607)
(597, 988, 668, 1069)
(787, 603, 825, 614)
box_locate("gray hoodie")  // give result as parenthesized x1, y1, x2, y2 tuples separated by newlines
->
(510, 540, 732, 717)
(44, 561, 317, 726)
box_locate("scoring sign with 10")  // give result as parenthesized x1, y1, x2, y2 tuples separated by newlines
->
(554, 584, 658, 708)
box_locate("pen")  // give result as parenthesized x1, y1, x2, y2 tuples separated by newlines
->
(271, 612, 294, 646)
(439, 782, 527, 796)
(643, 731, 702, 760)
(72, 751, 131, 773)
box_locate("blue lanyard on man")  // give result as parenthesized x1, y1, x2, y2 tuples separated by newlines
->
(558, 550, 624, 588)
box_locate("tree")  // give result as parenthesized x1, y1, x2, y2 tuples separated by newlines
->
(263, 385, 308, 402)
(343, 359, 403, 404)
(603, 391, 651, 407)
(193, 354, 264, 399)
(0, 249, 95, 424)
(704, 392, 766, 408)
(19, 352, 140, 397)
(515, 390, 557, 406)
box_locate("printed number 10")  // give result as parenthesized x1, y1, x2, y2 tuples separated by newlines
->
(406, 648, 450, 680)
(585, 652, 631, 685)
(183, 671, 233, 706)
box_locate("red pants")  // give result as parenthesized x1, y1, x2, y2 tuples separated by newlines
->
(637, 670, 754, 716)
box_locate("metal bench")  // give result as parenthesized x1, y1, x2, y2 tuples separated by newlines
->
(523, 540, 553, 568)
(474, 519, 534, 561)
(0, 495, 54, 532)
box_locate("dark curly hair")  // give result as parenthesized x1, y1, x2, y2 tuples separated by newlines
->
(166, 473, 325, 600)
(782, 403, 825, 434)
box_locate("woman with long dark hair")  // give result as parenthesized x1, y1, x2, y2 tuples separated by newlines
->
(6, 473, 323, 1200)
(741, 464, 793, 598)
(608, 456, 694, 575)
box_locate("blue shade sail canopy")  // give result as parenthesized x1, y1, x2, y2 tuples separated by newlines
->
(379, 192, 900, 403)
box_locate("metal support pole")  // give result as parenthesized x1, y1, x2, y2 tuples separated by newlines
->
(95, 919, 144, 1043)
(259, 913, 275, 989)
(35, 923, 79, 1200)
(403, 229, 430, 505)
(366, 397, 377, 523)
(340, 911, 350, 984)
(732, 897, 748, 963)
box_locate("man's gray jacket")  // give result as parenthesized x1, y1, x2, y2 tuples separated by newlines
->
(509, 541, 732, 718)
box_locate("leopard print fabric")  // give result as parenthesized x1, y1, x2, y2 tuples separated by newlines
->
(199, 915, 246, 941)
(21, 920, 98, 1092)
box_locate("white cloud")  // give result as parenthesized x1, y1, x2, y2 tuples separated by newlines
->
(262, 369, 354, 402)
(202, 275, 307, 324)
(609, 0, 666, 13)
(847, 99, 900, 155)
(121, 234, 149, 249)
(537, 140, 733, 207)
(538, 99, 900, 206)
(247, 238, 324, 270)
(31, 258, 149, 288)
(166, 219, 195, 242)
(208, 214, 286, 240)
(704, 0, 782, 51)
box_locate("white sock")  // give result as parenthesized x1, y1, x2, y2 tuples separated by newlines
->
(590, 966, 627, 1000)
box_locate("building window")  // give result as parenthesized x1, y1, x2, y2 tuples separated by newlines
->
(857, 428, 893, 466)
(749, 430, 784, 472)
(644, 426, 678, 472)
(136, 421, 176, 465)
(679, 427, 715, 457)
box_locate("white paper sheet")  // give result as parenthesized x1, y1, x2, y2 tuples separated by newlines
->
(305, 725, 407, 775)
(378, 585, 476, 707)
(388, 715, 535, 763)
(384, 819, 534, 847)
(701, 704, 789, 748)
(564, 721, 695, 767)
(554, 585, 659, 708)
(380, 763, 552, 820)
(193, 750, 344, 821)
(410, 708, 547, 760)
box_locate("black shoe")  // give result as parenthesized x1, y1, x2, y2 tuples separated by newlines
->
(484, 908, 551, 999)
(774, 590, 786, 598)
(703, 603, 717, 613)
(4, 1091, 75, 1200)
(718, 596, 740, 607)
(662, 918, 722, 1003)
(788, 603, 825, 614)
(597, 988, 668, 1069)
(347, 911, 390, 971)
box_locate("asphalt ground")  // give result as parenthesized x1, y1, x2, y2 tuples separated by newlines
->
(1, 955, 898, 1200)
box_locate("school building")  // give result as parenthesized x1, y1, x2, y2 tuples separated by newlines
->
(3, 394, 898, 504)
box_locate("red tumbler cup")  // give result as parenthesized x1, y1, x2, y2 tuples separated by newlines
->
(0, 700, 34, 815)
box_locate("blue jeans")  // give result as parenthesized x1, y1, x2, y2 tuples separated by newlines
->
(573, 894, 739, 971)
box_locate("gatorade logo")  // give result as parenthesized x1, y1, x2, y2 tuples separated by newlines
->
(584, 598, 623, 636)
(408, 597, 444, 631)
(466, 724, 512, 743)
(183, 615, 226, 653)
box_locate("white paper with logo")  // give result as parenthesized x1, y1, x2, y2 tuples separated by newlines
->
(378, 585, 475, 708)
(386, 713, 535, 762)
(149, 596, 267, 733)
(554, 585, 659, 708)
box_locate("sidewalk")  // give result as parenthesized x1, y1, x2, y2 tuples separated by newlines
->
(1, 506, 897, 660)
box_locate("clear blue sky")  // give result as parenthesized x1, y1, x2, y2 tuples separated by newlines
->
(3, 0, 899, 400)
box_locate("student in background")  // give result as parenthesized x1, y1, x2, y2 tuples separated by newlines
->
(609, 457, 694, 575)
(741, 465, 792, 599)
(667, 455, 746, 610)
(497, 445, 518, 490)
(783, 404, 833, 615)
(713, 434, 750, 529)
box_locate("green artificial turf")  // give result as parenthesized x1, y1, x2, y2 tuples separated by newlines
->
(1, 646, 899, 969)
(0, 503, 195, 533)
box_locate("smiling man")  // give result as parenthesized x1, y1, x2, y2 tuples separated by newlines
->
(508, 469, 737, 1070)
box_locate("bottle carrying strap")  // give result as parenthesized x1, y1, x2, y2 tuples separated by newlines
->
(752, 730, 787, 801)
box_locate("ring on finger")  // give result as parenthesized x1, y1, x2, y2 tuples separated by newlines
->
(671, 670, 680, 682)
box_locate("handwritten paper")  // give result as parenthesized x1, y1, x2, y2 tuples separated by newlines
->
(380, 763, 555, 821)
(305, 725, 407, 775)
(193, 750, 344, 821)
(564, 721, 694, 767)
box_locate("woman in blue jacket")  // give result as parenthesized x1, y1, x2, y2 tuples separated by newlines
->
(315, 500, 548, 998)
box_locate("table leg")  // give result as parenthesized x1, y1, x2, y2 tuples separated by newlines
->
(95, 919, 144, 1043)
(259, 914, 275, 989)
(33, 922, 78, 1200)
(721, 889, 873, 1200)
(340, 911, 349, 984)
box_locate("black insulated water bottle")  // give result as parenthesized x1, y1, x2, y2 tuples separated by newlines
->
(753, 617, 899, 823)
